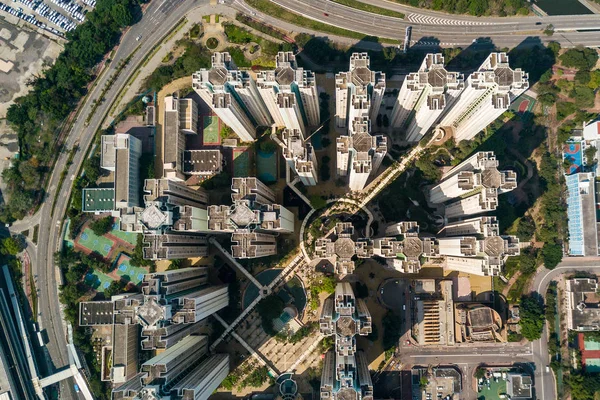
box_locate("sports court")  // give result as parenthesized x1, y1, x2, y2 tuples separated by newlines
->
(579, 333, 600, 372)
(511, 94, 535, 114)
(110, 221, 138, 246)
(114, 253, 146, 285)
(257, 149, 277, 183)
(202, 115, 221, 145)
(233, 147, 251, 177)
(564, 140, 584, 175)
(77, 228, 115, 257)
(85, 271, 114, 292)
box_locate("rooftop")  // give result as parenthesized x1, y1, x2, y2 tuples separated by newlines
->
(82, 188, 115, 212)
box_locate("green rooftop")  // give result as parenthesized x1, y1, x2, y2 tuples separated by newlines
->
(82, 188, 115, 212)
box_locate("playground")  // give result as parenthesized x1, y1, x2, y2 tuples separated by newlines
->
(563, 140, 584, 175)
(202, 115, 221, 145)
(257, 149, 278, 183)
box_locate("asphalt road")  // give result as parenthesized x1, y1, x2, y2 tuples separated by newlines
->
(7, 0, 600, 398)
(531, 259, 600, 400)
(28, 0, 207, 397)
(267, 0, 600, 47)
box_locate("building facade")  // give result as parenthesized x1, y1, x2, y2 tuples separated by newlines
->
(320, 283, 373, 400)
(436, 52, 529, 142)
(193, 52, 271, 142)
(391, 53, 464, 143)
(257, 52, 320, 131)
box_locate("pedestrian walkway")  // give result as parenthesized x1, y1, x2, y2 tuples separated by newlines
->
(212, 313, 280, 377)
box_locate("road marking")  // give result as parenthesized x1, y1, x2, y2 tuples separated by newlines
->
(409, 353, 531, 358)
(407, 13, 491, 26)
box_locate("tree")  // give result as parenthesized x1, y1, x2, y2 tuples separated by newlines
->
(89, 216, 113, 236)
(104, 280, 125, 298)
(167, 259, 184, 270)
(585, 145, 596, 166)
(543, 24, 554, 36)
(310, 195, 327, 210)
(84, 155, 102, 183)
(519, 295, 545, 341)
(516, 216, 536, 241)
(560, 47, 599, 71)
(542, 242, 562, 269)
(475, 368, 486, 379)
(1, 236, 24, 255)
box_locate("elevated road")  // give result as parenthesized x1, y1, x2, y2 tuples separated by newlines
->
(264, 0, 600, 47)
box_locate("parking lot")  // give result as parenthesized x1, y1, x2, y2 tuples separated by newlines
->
(0, 0, 94, 37)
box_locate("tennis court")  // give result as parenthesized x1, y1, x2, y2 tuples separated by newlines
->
(203, 115, 221, 145)
(110, 221, 138, 245)
(564, 140, 583, 175)
(233, 148, 251, 177)
(77, 228, 115, 257)
(511, 94, 535, 114)
(85, 271, 115, 292)
(257, 149, 277, 183)
(114, 253, 146, 284)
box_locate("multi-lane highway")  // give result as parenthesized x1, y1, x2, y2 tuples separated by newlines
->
(265, 0, 600, 47)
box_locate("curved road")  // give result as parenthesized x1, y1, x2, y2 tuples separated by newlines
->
(8, 0, 600, 398)
(529, 258, 600, 400)
(28, 0, 208, 397)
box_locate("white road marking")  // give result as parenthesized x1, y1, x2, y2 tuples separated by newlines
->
(407, 13, 491, 26)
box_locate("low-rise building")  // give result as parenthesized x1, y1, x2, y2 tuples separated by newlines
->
(506, 373, 533, 400)
(566, 278, 600, 331)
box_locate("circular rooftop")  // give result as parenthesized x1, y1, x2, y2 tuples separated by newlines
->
(337, 387, 358, 400)
(335, 237, 356, 259)
(403, 237, 423, 258)
(481, 168, 502, 189)
(336, 315, 357, 337)
(483, 236, 505, 257)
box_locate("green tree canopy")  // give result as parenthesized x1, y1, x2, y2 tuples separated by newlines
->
(560, 47, 599, 71)
(519, 295, 545, 341)
(1, 236, 25, 255)
(541, 242, 563, 269)
(89, 216, 113, 236)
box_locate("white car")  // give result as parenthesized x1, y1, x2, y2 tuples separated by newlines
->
(136, 35, 141, 41)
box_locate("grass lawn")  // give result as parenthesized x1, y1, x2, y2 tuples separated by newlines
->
(331, 0, 405, 18)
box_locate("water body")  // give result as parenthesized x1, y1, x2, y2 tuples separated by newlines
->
(535, 0, 593, 15)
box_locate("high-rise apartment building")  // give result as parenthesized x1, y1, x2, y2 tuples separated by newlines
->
(431, 152, 517, 219)
(162, 95, 187, 181)
(320, 283, 373, 400)
(207, 177, 294, 258)
(113, 335, 229, 400)
(193, 52, 271, 142)
(391, 53, 464, 143)
(337, 117, 387, 191)
(257, 52, 320, 131)
(279, 128, 319, 186)
(437, 52, 529, 142)
(79, 268, 229, 392)
(100, 133, 142, 209)
(231, 230, 278, 258)
(335, 53, 385, 129)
